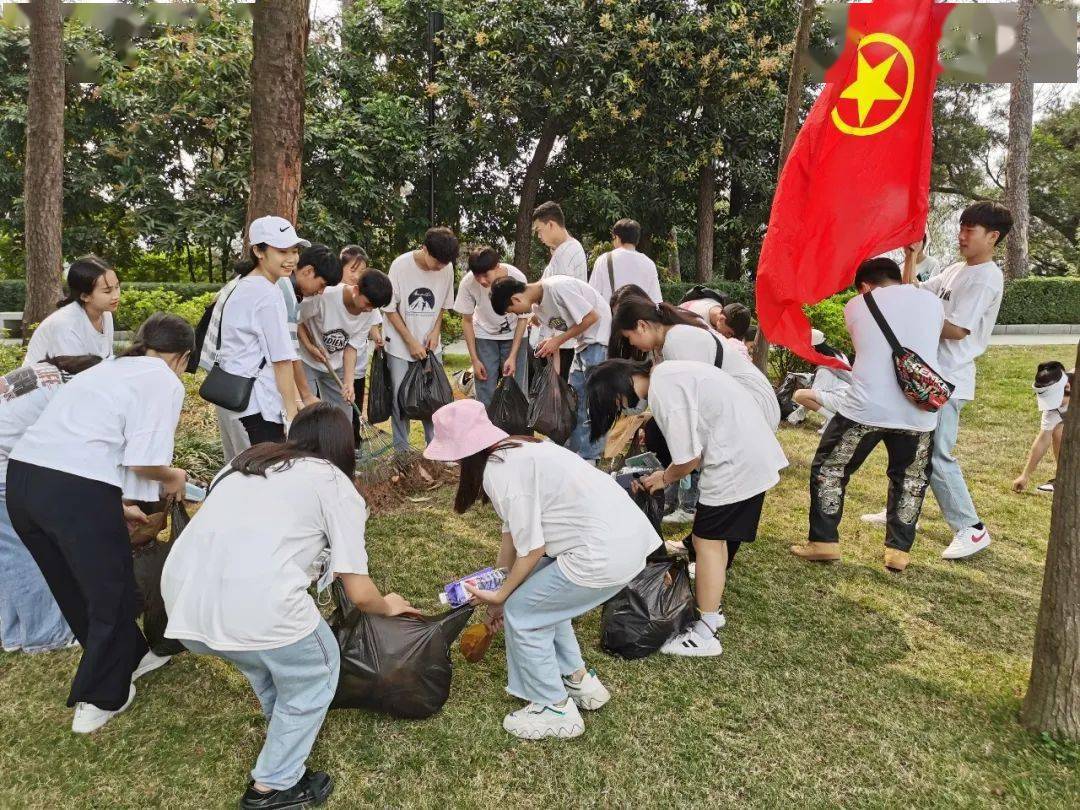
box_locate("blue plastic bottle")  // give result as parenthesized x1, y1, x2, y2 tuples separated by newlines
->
(439, 567, 508, 607)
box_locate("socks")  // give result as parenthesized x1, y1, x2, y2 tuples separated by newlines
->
(694, 612, 723, 638)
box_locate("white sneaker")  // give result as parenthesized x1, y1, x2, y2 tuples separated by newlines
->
(562, 669, 610, 711)
(786, 405, 806, 425)
(660, 629, 723, 657)
(72, 684, 135, 734)
(132, 650, 172, 681)
(662, 508, 695, 525)
(1037, 480, 1054, 493)
(861, 510, 887, 525)
(941, 526, 991, 560)
(503, 700, 585, 740)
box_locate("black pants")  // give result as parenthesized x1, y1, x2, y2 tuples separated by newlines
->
(351, 377, 366, 441)
(7, 461, 148, 710)
(240, 413, 286, 445)
(558, 348, 574, 383)
(808, 414, 934, 552)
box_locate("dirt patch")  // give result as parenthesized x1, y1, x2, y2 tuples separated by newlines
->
(357, 458, 458, 513)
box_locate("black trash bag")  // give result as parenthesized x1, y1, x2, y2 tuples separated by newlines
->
(615, 472, 664, 535)
(330, 580, 474, 719)
(775, 371, 812, 420)
(600, 557, 694, 660)
(397, 354, 454, 420)
(133, 499, 189, 657)
(488, 375, 530, 435)
(678, 284, 729, 307)
(368, 347, 394, 424)
(526, 360, 578, 445)
(526, 347, 546, 399)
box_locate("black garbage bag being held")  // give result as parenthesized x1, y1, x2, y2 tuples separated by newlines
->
(329, 580, 474, 719)
(367, 347, 394, 424)
(133, 498, 189, 657)
(600, 557, 694, 660)
(527, 360, 577, 446)
(488, 375, 530, 435)
(397, 354, 454, 421)
(614, 472, 665, 536)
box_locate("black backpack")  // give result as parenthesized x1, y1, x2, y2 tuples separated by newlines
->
(678, 284, 728, 307)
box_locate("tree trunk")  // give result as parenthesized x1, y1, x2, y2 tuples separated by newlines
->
(695, 162, 715, 282)
(668, 225, 681, 281)
(513, 116, 559, 277)
(246, 0, 309, 242)
(1004, 0, 1034, 280)
(22, 0, 65, 336)
(1021, 340, 1080, 739)
(725, 172, 745, 281)
(752, 0, 815, 372)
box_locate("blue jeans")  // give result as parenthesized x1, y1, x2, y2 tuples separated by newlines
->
(567, 343, 608, 461)
(387, 352, 437, 452)
(503, 557, 623, 706)
(930, 397, 979, 531)
(473, 339, 529, 408)
(302, 363, 350, 418)
(182, 620, 340, 792)
(0, 482, 73, 652)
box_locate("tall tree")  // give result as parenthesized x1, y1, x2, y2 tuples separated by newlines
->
(22, 0, 64, 333)
(1003, 0, 1034, 279)
(247, 0, 310, 230)
(752, 0, 815, 371)
(1021, 340, 1080, 740)
(695, 162, 715, 281)
(513, 116, 560, 273)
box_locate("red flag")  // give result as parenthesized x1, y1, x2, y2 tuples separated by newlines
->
(755, 0, 950, 369)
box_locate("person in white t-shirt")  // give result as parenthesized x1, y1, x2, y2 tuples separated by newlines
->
(585, 359, 788, 657)
(423, 399, 660, 740)
(24, 255, 120, 365)
(213, 217, 316, 446)
(789, 258, 944, 573)
(533, 201, 588, 379)
(163, 403, 416, 808)
(1012, 361, 1072, 494)
(912, 234, 943, 282)
(491, 274, 611, 460)
(0, 355, 102, 657)
(454, 246, 530, 407)
(864, 202, 1013, 561)
(280, 244, 344, 410)
(589, 218, 663, 304)
(381, 227, 459, 451)
(338, 246, 387, 440)
(297, 262, 391, 419)
(788, 329, 852, 430)
(8, 313, 193, 734)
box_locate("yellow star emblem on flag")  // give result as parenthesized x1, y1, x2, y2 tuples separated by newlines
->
(831, 33, 915, 136)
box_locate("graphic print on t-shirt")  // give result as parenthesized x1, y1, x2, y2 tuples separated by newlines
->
(496, 319, 513, 334)
(321, 328, 349, 355)
(408, 288, 436, 312)
(548, 316, 568, 331)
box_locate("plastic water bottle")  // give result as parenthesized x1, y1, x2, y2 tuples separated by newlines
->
(438, 567, 508, 607)
(184, 482, 206, 503)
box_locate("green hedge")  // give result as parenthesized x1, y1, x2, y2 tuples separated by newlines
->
(997, 277, 1080, 325)
(0, 280, 221, 312)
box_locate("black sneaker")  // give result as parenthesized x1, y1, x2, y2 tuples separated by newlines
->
(239, 771, 334, 809)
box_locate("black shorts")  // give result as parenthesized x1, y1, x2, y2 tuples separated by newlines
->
(692, 492, 766, 542)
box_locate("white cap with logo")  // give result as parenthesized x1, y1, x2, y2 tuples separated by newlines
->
(248, 215, 310, 250)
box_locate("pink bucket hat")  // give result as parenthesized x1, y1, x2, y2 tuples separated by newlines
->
(424, 399, 509, 462)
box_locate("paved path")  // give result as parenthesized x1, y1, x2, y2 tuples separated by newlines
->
(989, 333, 1079, 346)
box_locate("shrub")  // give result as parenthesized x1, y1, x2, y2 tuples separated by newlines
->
(998, 277, 1080, 325)
(0, 280, 221, 313)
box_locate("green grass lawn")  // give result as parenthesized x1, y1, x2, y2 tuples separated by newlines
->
(2, 345, 1078, 808)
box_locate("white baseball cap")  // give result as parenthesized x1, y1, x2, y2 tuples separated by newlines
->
(248, 216, 310, 250)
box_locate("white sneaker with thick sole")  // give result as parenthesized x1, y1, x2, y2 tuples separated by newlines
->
(660, 629, 722, 657)
(132, 650, 172, 681)
(941, 526, 991, 560)
(662, 508, 696, 526)
(562, 669, 610, 711)
(861, 510, 887, 525)
(72, 684, 135, 734)
(786, 405, 807, 425)
(1037, 480, 1054, 493)
(503, 700, 585, 740)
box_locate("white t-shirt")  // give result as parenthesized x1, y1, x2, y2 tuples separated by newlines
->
(0, 363, 69, 485)
(483, 441, 660, 588)
(1041, 402, 1068, 432)
(537, 276, 611, 349)
(589, 248, 662, 303)
(162, 458, 370, 651)
(454, 265, 528, 340)
(298, 285, 382, 373)
(660, 324, 780, 430)
(539, 238, 588, 348)
(921, 261, 1003, 401)
(10, 356, 183, 496)
(24, 302, 113, 365)
(217, 275, 298, 423)
(916, 255, 943, 282)
(648, 361, 788, 507)
(200, 276, 298, 370)
(381, 251, 454, 361)
(839, 285, 944, 431)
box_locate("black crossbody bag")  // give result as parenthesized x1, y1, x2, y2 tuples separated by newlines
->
(198, 285, 267, 412)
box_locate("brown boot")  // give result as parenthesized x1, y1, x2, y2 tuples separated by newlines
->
(883, 548, 910, 572)
(789, 541, 841, 563)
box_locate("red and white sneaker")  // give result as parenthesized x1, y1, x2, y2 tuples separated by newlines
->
(941, 526, 991, 560)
